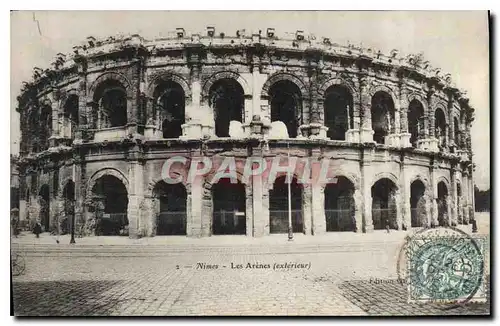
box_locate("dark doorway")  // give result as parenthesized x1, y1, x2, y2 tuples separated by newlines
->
(324, 177, 356, 231)
(39, 185, 50, 232)
(437, 181, 449, 226)
(435, 109, 447, 149)
(410, 180, 426, 227)
(212, 179, 246, 235)
(154, 182, 187, 235)
(62, 180, 76, 235)
(92, 175, 129, 235)
(269, 175, 303, 233)
(371, 178, 398, 230)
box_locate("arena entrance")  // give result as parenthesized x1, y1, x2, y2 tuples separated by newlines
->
(62, 180, 76, 235)
(410, 180, 427, 227)
(39, 185, 50, 232)
(269, 176, 303, 234)
(324, 177, 356, 232)
(91, 175, 129, 236)
(437, 181, 449, 226)
(153, 182, 187, 235)
(371, 178, 398, 230)
(212, 179, 246, 235)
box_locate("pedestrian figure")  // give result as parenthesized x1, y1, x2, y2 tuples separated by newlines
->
(385, 219, 390, 233)
(33, 220, 42, 238)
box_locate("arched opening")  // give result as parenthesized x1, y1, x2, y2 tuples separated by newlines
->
(437, 181, 449, 226)
(40, 105, 52, 150)
(209, 79, 244, 137)
(11, 187, 20, 210)
(435, 108, 447, 149)
(324, 86, 354, 140)
(371, 178, 398, 230)
(269, 175, 303, 234)
(38, 185, 50, 232)
(408, 100, 425, 147)
(62, 180, 75, 235)
(154, 81, 185, 139)
(371, 91, 395, 144)
(454, 117, 460, 146)
(153, 182, 187, 235)
(324, 176, 356, 232)
(95, 80, 128, 128)
(212, 178, 246, 235)
(63, 95, 79, 138)
(91, 175, 129, 236)
(410, 180, 426, 227)
(457, 183, 463, 224)
(269, 80, 302, 138)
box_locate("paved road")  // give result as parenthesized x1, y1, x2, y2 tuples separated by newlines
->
(11, 214, 490, 316)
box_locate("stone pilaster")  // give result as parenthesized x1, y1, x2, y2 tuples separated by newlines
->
(245, 183, 253, 237)
(430, 165, 439, 227)
(252, 167, 266, 237)
(127, 153, 145, 238)
(311, 184, 326, 235)
(353, 189, 363, 233)
(187, 179, 203, 237)
(359, 76, 374, 143)
(302, 185, 312, 235)
(394, 189, 403, 230)
(400, 160, 411, 230)
(468, 171, 475, 226)
(200, 181, 212, 237)
(450, 167, 458, 226)
(262, 186, 270, 236)
(361, 150, 374, 232)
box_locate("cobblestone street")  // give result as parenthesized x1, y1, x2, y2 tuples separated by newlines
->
(11, 214, 490, 316)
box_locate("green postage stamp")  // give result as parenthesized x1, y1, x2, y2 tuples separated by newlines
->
(405, 227, 488, 304)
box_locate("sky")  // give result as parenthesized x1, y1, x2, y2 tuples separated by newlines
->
(10, 11, 490, 189)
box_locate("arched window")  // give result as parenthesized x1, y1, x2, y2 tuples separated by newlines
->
(63, 95, 79, 138)
(408, 100, 425, 147)
(94, 80, 128, 128)
(435, 108, 447, 148)
(453, 117, 460, 147)
(209, 79, 244, 137)
(269, 80, 302, 138)
(324, 86, 353, 140)
(153, 81, 185, 139)
(371, 91, 395, 144)
(40, 105, 52, 150)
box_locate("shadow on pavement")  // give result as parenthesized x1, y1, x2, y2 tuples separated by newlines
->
(13, 280, 122, 316)
(337, 276, 490, 316)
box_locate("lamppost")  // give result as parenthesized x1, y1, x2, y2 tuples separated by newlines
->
(287, 141, 293, 241)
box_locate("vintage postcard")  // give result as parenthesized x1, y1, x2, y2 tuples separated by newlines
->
(10, 10, 490, 316)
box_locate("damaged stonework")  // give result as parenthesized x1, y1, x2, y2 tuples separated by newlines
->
(15, 29, 476, 238)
